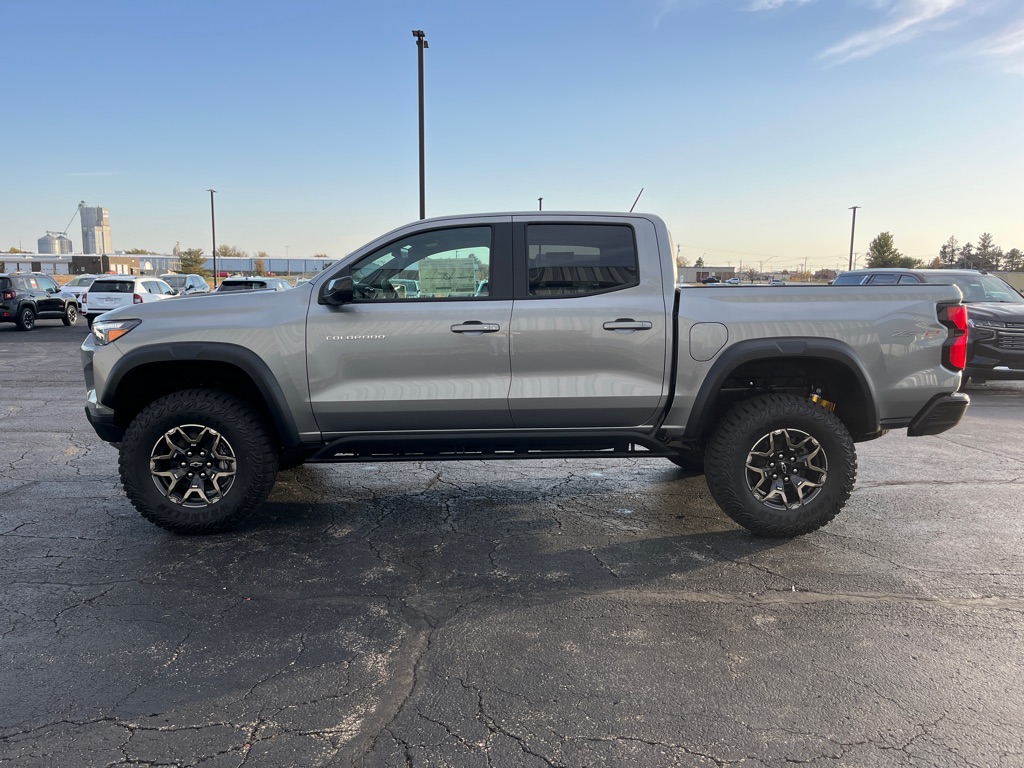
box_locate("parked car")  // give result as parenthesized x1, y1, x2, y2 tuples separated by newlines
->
(214, 276, 292, 293)
(726, 277, 742, 285)
(63, 274, 98, 309)
(700, 276, 721, 284)
(160, 273, 210, 295)
(83, 276, 178, 327)
(832, 268, 1024, 383)
(0, 272, 79, 330)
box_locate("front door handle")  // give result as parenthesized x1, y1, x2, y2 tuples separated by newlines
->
(603, 319, 653, 333)
(451, 321, 501, 335)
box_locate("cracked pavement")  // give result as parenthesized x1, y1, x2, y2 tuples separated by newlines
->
(1, 323, 1023, 767)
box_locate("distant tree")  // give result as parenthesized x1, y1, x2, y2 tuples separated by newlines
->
(865, 232, 922, 268)
(178, 247, 207, 276)
(694, 256, 705, 267)
(1004, 248, 1023, 272)
(973, 232, 1002, 271)
(926, 256, 943, 269)
(957, 242, 975, 270)
(312, 252, 329, 259)
(217, 245, 248, 259)
(745, 268, 758, 282)
(938, 236, 960, 268)
(125, 248, 156, 255)
(7, 247, 27, 254)
(253, 252, 268, 276)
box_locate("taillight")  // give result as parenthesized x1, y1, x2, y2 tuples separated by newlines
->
(81, 292, 87, 303)
(941, 303, 968, 371)
(133, 293, 144, 304)
(1, 290, 14, 301)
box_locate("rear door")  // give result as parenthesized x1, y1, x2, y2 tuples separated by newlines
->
(307, 219, 515, 434)
(508, 217, 670, 428)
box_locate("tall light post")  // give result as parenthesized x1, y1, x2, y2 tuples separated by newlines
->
(412, 30, 428, 220)
(848, 205, 860, 272)
(207, 189, 218, 287)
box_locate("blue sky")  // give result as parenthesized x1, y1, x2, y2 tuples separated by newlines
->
(3, 0, 1022, 273)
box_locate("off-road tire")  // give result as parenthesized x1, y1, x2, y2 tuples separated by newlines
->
(119, 389, 279, 534)
(15, 305, 35, 331)
(62, 304, 78, 326)
(704, 394, 856, 537)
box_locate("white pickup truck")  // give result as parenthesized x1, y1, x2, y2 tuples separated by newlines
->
(81, 212, 970, 537)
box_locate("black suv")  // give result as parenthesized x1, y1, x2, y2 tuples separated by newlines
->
(0, 273, 79, 331)
(833, 268, 1024, 383)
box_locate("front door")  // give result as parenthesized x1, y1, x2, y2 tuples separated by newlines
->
(307, 221, 515, 436)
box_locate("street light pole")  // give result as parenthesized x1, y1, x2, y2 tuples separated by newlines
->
(412, 30, 428, 220)
(207, 189, 217, 287)
(848, 205, 860, 272)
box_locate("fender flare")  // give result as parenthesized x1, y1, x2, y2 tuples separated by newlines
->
(103, 342, 302, 449)
(684, 337, 880, 439)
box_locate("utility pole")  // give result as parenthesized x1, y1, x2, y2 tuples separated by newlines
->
(538, 197, 543, 211)
(848, 206, 860, 272)
(207, 189, 217, 287)
(412, 30, 428, 220)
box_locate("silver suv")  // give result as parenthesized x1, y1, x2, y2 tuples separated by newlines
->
(160, 273, 210, 295)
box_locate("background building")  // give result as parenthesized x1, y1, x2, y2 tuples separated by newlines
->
(37, 231, 73, 254)
(79, 203, 113, 254)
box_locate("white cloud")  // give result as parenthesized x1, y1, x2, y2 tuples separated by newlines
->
(819, 0, 966, 65)
(975, 17, 1024, 75)
(748, 0, 814, 10)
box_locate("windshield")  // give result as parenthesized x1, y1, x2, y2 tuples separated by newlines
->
(939, 274, 1024, 303)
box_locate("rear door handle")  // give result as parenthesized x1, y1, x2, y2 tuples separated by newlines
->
(603, 319, 653, 333)
(451, 321, 501, 335)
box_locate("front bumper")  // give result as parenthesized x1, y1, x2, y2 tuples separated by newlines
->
(907, 392, 970, 437)
(85, 392, 124, 443)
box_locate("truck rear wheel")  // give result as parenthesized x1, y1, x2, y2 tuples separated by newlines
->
(704, 394, 856, 537)
(119, 389, 279, 534)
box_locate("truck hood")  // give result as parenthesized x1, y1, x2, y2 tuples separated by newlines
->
(964, 302, 1024, 322)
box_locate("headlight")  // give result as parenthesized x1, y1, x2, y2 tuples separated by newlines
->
(969, 319, 1004, 329)
(92, 318, 141, 345)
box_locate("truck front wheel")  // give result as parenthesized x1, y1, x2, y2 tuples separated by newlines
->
(119, 389, 279, 534)
(704, 394, 856, 537)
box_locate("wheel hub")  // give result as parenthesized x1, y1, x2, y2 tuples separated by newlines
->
(745, 428, 827, 510)
(150, 424, 237, 507)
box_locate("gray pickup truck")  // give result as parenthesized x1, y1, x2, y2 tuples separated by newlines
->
(81, 212, 970, 537)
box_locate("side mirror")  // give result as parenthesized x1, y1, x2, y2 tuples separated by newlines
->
(319, 274, 354, 306)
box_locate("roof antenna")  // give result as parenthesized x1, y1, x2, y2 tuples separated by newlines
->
(629, 187, 644, 212)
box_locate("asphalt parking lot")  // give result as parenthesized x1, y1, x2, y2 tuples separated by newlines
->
(2, 321, 1023, 767)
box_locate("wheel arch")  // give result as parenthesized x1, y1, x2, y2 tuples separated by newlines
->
(684, 338, 881, 442)
(102, 343, 302, 451)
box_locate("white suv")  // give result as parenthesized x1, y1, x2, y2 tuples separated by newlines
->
(83, 276, 178, 327)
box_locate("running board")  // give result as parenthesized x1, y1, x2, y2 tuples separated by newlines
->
(306, 429, 673, 463)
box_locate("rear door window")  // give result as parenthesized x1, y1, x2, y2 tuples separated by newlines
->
(524, 224, 638, 297)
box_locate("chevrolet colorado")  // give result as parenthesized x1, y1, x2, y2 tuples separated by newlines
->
(81, 212, 970, 537)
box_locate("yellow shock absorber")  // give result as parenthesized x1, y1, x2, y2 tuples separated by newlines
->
(810, 393, 836, 412)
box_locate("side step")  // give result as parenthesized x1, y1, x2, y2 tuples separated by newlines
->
(306, 429, 674, 463)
